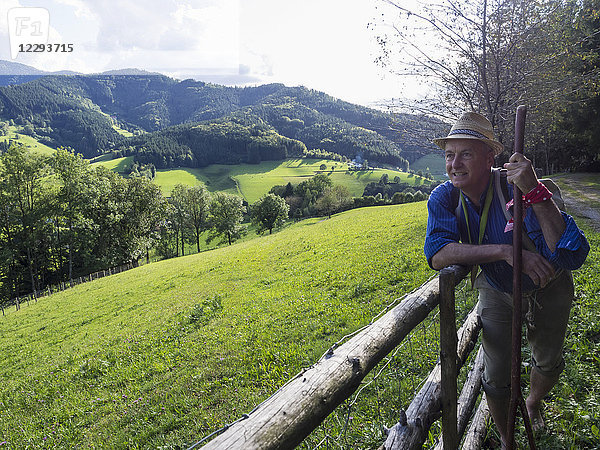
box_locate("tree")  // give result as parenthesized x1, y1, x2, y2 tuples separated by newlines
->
(251, 193, 289, 234)
(187, 185, 210, 253)
(316, 185, 353, 218)
(50, 147, 89, 281)
(391, 191, 404, 204)
(207, 193, 246, 246)
(375, 0, 600, 170)
(170, 184, 191, 256)
(122, 176, 167, 265)
(0, 144, 50, 294)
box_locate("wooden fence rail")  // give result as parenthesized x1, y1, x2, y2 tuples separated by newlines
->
(381, 305, 480, 449)
(201, 265, 474, 449)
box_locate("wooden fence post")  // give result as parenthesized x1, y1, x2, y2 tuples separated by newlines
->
(439, 267, 458, 449)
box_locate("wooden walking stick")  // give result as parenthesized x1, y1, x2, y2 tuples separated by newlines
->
(506, 105, 536, 449)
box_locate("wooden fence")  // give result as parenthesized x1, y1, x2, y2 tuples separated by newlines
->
(1, 262, 135, 316)
(199, 265, 491, 449)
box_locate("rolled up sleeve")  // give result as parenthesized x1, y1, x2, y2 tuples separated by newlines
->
(525, 211, 590, 270)
(424, 184, 460, 269)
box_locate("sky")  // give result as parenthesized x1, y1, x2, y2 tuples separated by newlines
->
(0, 0, 421, 107)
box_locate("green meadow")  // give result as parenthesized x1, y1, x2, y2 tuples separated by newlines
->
(153, 158, 429, 200)
(90, 155, 134, 174)
(0, 203, 433, 448)
(0, 126, 56, 155)
(1, 192, 599, 448)
(411, 153, 447, 179)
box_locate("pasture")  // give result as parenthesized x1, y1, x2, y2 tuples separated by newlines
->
(0, 125, 56, 155)
(0, 203, 433, 448)
(153, 158, 429, 200)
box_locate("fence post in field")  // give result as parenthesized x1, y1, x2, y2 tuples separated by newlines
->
(439, 267, 458, 449)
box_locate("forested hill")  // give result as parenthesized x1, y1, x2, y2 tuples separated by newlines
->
(0, 74, 444, 167)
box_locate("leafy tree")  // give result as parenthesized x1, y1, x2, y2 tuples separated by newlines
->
(207, 193, 246, 246)
(251, 193, 289, 234)
(170, 184, 191, 256)
(187, 185, 210, 253)
(50, 147, 89, 280)
(316, 185, 353, 218)
(122, 176, 167, 265)
(391, 192, 404, 204)
(413, 190, 427, 202)
(0, 144, 50, 293)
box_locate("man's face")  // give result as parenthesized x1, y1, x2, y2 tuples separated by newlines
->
(444, 139, 494, 194)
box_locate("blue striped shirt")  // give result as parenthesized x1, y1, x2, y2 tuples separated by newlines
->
(424, 176, 590, 293)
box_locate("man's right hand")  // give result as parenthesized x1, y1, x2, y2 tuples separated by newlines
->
(507, 249, 555, 287)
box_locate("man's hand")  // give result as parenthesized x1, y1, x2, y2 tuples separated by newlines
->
(506, 249, 556, 287)
(504, 153, 538, 193)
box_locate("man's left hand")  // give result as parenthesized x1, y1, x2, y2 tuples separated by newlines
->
(504, 153, 538, 193)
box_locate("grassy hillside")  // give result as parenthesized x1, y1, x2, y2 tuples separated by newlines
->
(412, 153, 446, 179)
(0, 188, 599, 448)
(90, 155, 134, 174)
(153, 158, 430, 200)
(0, 203, 433, 448)
(0, 125, 56, 155)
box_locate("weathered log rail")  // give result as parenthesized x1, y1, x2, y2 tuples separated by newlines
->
(198, 264, 493, 449)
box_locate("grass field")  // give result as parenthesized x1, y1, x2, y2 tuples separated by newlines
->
(153, 158, 430, 200)
(112, 124, 134, 137)
(0, 187, 599, 448)
(0, 203, 433, 448)
(0, 126, 56, 155)
(411, 153, 447, 179)
(90, 156, 134, 174)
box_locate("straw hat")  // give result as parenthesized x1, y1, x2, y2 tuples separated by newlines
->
(433, 111, 504, 156)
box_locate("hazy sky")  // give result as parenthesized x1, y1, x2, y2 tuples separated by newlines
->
(0, 0, 419, 106)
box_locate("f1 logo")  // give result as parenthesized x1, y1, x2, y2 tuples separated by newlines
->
(7, 7, 50, 59)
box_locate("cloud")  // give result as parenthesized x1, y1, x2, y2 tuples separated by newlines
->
(0, 0, 25, 60)
(53, 0, 94, 20)
(84, 0, 238, 54)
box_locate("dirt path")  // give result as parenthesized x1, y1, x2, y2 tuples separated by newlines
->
(553, 173, 600, 232)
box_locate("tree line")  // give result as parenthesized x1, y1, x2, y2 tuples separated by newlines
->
(0, 146, 256, 304)
(0, 74, 430, 168)
(376, 0, 600, 172)
(0, 144, 431, 304)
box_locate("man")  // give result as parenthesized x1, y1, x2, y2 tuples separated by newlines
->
(424, 112, 589, 446)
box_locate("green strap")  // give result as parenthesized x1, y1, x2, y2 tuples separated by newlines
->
(460, 175, 494, 287)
